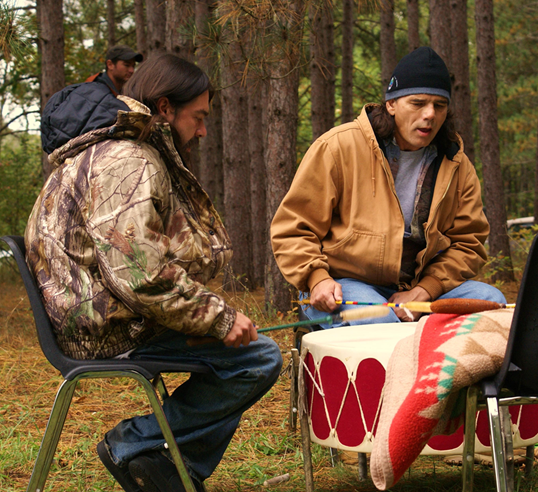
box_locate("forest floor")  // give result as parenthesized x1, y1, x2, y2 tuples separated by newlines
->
(0, 251, 534, 492)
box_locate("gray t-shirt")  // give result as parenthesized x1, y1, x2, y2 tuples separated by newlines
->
(394, 148, 426, 235)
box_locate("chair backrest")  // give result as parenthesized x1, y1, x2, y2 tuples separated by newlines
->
(494, 232, 538, 395)
(1, 235, 76, 375)
(1, 235, 211, 381)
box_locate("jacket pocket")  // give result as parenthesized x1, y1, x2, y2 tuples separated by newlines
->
(323, 230, 386, 284)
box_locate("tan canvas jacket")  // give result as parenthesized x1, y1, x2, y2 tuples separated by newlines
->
(25, 97, 235, 359)
(271, 104, 489, 300)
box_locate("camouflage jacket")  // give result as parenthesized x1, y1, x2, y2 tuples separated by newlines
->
(25, 97, 236, 359)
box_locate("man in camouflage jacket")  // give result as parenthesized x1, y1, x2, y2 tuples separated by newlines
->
(25, 54, 282, 492)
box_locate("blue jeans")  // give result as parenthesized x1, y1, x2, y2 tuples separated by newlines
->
(104, 330, 282, 482)
(301, 278, 507, 328)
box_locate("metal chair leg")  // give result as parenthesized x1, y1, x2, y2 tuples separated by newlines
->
(525, 445, 534, 477)
(463, 385, 479, 492)
(487, 396, 509, 492)
(152, 373, 169, 400)
(500, 406, 514, 492)
(133, 373, 198, 492)
(27, 379, 79, 492)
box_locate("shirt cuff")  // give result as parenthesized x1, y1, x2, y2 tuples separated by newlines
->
(307, 268, 332, 293)
(416, 275, 445, 301)
(208, 305, 236, 340)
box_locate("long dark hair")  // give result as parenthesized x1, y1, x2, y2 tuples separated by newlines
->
(122, 53, 213, 140)
(369, 100, 458, 151)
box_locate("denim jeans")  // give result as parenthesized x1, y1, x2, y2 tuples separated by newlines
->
(301, 278, 507, 328)
(104, 330, 283, 482)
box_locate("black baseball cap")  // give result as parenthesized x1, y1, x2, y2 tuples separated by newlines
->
(106, 45, 143, 63)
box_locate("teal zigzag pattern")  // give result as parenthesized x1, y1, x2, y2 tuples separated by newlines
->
(436, 314, 483, 401)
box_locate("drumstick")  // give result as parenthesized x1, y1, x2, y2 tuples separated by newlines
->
(296, 298, 515, 314)
(186, 306, 392, 345)
(257, 305, 390, 333)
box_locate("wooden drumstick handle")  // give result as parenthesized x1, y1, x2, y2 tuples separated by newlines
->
(338, 305, 391, 322)
(429, 298, 506, 314)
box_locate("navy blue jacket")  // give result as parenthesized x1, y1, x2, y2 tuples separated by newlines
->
(41, 74, 129, 154)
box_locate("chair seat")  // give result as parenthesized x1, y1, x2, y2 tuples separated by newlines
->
(61, 357, 212, 381)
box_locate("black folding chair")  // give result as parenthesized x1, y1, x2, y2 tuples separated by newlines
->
(1, 235, 211, 492)
(462, 232, 538, 492)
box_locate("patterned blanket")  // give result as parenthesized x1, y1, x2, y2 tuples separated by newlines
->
(370, 309, 513, 490)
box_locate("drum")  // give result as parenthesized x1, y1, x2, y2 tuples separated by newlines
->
(300, 323, 538, 455)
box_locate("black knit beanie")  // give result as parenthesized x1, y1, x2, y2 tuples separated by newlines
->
(385, 47, 451, 102)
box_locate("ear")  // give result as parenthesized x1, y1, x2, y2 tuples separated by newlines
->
(156, 97, 172, 118)
(106, 59, 115, 71)
(386, 99, 396, 116)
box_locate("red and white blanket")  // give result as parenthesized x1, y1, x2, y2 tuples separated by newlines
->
(370, 309, 513, 490)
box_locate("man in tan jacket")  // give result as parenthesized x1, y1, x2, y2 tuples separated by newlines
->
(271, 47, 505, 327)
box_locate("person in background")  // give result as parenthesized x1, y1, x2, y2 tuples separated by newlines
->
(26, 53, 282, 492)
(271, 46, 505, 328)
(41, 45, 144, 155)
(86, 44, 144, 95)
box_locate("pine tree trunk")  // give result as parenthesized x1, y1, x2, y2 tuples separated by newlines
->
(475, 0, 514, 281)
(146, 0, 166, 54)
(166, 0, 198, 173)
(380, 0, 397, 91)
(220, 35, 254, 291)
(134, 0, 147, 59)
(248, 82, 267, 288)
(166, 0, 194, 61)
(534, 124, 538, 225)
(265, 0, 305, 313)
(38, 0, 65, 180)
(429, 0, 451, 70)
(407, 0, 420, 52)
(195, 0, 224, 212)
(450, 0, 475, 163)
(341, 0, 355, 124)
(309, 0, 335, 140)
(107, 0, 115, 47)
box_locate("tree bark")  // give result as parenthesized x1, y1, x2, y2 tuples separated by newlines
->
(475, 0, 514, 281)
(248, 81, 267, 288)
(195, 0, 224, 211)
(379, 0, 398, 91)
(38, 0, 65, 180)
(146, 0, 166, 54)
(107, 0, 115, 47)
(265, 0, 305, 312)
(341, 0, 355, 124)
(429, 0, 452, 71)
(167, 0, 197, 172)
(534, 123, 538, 225)
(220, 22, 254, 291)
(166, 0, 195, 61)
(134, 0, 147, 59)
(407, 0, 420, 52)
(450, 0, 475, 163)
(309, 0, 335, 140)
